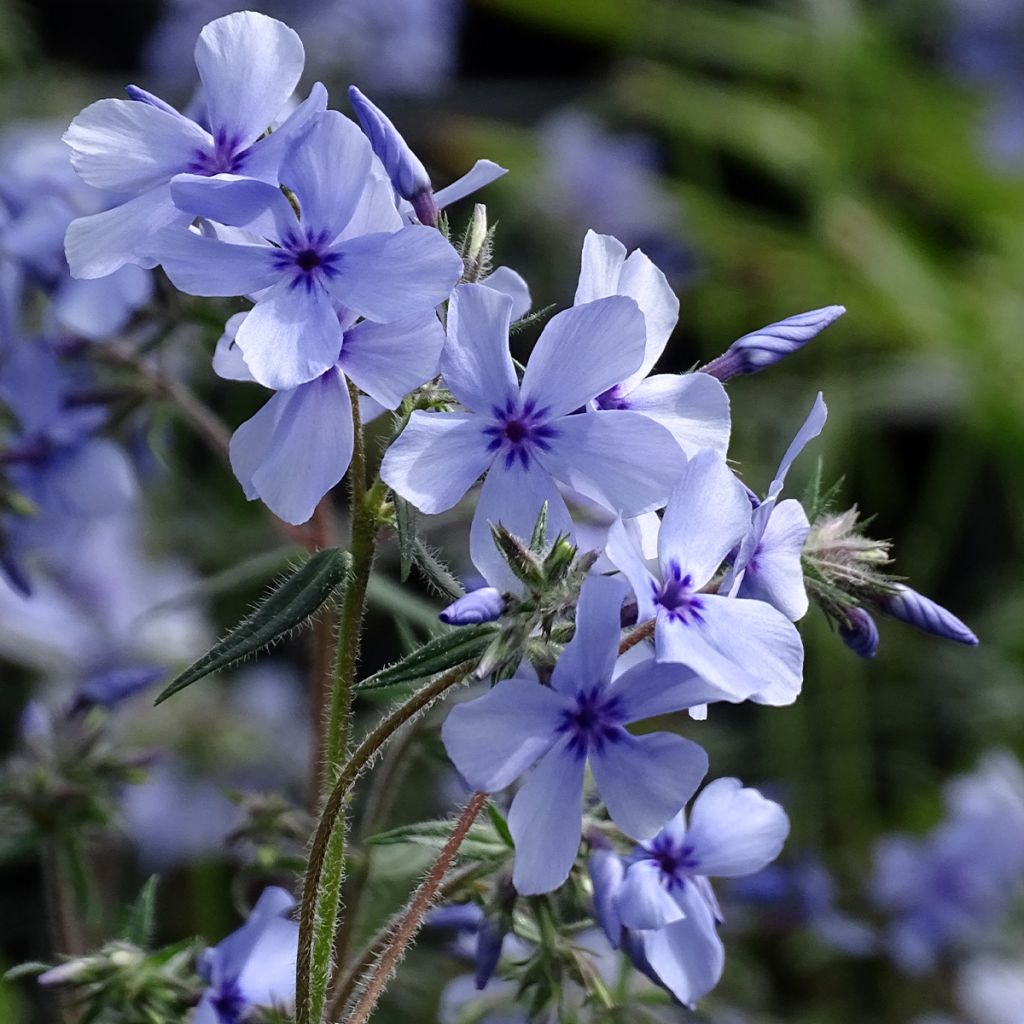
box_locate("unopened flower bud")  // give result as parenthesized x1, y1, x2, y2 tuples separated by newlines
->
(839, 607, 879, 658)
(347, 85, 437, 225)
(68, 665, 164, 716)
(473, 915, 506, 990)
(439, 587, 505, 626)
(702, 305, 845, 382)
(876, 584, 978, 646)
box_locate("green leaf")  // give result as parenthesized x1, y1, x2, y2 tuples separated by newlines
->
(485, 802, 515, 848)
(121, 876, 159, 947)
(357, 623, 498, 690)
(155, 547, 351, 704)
(395, 496, 417, 582)
(529, 501, 549, 553)
(3, 961, 50, 981)
(410, 538, 464, 601)
(366, 819, 509, 860)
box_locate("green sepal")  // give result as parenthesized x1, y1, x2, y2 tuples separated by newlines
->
(155, 547, 351, 704)
(357, 623, 499, 690)
(395, 495, 417, 582)
(121, 876, 159, 947)
(366, 818, 509, 860)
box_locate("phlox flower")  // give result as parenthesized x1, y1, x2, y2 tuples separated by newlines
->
(152, 109, 462, 392)
(608, 448, 804, 705)
(591, 778, 789, 1008)
(574, 230, 730, 458)
(63, 11, 327, 279)
(381, 283, 686, 589)
(442, 576, 754, 896)
(194, 886, 299, 1024)
(721, 392, 827, 622)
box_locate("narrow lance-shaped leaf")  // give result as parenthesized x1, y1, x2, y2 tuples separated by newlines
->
(395, 495, 417, 582)
(357, 623, 499, 690)
(121, 876, 159, 947)
(155, 547, 351, 704)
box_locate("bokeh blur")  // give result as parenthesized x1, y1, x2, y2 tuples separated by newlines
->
(0, 1, 1022, 1022)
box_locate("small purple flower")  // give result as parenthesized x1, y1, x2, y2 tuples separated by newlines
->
(381, 283, 686, 589)
(839, 607, 880, 658)
(608, 448, 805, 705)
(194, 887, 299, 1024)
(439, 587, 506, 626)
(63, 12, 327, 279)
(875, 584, 978, 646)
(574, 230, 730, 458)
(150, 109, 461, 392)
(592, 779, 789, 1008)
(701, 306, 845, 382)
(722, 393, 827, 622)
(442, 576, 750, 895)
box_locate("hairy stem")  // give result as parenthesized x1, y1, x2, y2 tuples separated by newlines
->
(338, 792, 488, 1024)
(297, 660, 477, 1024)
(309, 499, 338, 810)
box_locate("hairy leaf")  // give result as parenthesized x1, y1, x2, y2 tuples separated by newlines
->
(357, 623, 498, 690)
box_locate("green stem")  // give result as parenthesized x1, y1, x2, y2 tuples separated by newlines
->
(297, 660, 476, 1024)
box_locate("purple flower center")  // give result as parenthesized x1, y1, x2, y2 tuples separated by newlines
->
(557, 685, 626, 759)
(653, 561, 706, 625)
(272, 228, 342, 292)
(595, 384, 630, 411)
(295, 249, 321, 271)
(644, 835, 698, 890)
(210, 977, 247, 1024)
(186, 128, 251, 176)
(482, 397, 559, 470)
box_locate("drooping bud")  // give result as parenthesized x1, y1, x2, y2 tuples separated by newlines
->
(588, 847, 625, 949)
(473, 915, 507, 990)
(839, 607, 880, 658)
(439, 587, 506, 626)
(875, 584, 978, 646)
(347, 85, 437, 225)
(701, 305, 846, 382)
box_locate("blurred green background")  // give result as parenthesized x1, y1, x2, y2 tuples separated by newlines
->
(0, 1, 1020, 1021)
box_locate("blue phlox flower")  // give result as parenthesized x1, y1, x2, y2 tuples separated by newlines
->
(213, 297, 447, 524)
(607, 448, 805, 706)
(720, 392, 827, 622)
(63, 11, 328, 280)
(574, 229, 730, 457)
(956, 957, 1024, 1024)
(381, 283, 686, 590)
(194, 886, 299, 1024)
(441, 575, 746, 896)
(348, 85, 507, 227)
(593, 778, 789, 1008)
(151, 109, 461, 393)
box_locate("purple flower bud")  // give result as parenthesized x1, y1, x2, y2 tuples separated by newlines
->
(839, 607, 880, 658)
(347, 85, 437, 225)
(588, 847, 625, 948)
(877, 585, 978, 646)
(701, 305, 846, 382)
(439, 587, 505, 626)
(67, 665, 165, 717)
(473, 916, 506, 990)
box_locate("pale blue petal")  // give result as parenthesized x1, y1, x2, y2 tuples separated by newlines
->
(238, 82, 328, 183)
(433, 159, 507, 209)
(339, 312, 446, 410)
(538, 410, 683, 516)
(550, 575, 628, 696)
(615, 246, 680, 388)
(588, 848, 625, 947)
(147, 227, 280, 296)
(611, 658, 741, 722)
(520, 296, 647, 418)
(334, 168, 404, 240)
(169, 173, 294, 238)
(235, 917, 299, 1009)
(441, 283, 518, 413)
(769, 391, 827, 499)
(194, 12, 304, 149)
(65, 187, 186, 279)
(468, 461, 573, 591)
(591, 730, 707, 840)
(327, 226, 461, 322)
(64, 98, 211, 193)
(212, 313, 255, 381)
(658, 449, 751, 588)
(623, 373, 730, 458)
(685, 778, 790, 878)
(192, 995, 219, 1024)
(56, 439, 137, 515)
(280, 110, 372, 241)
(658, 595, 803, 706)
(441, 677, 567, 791)
(229, 369, 353, 525)
(52, 264, 152, 340)
(617, 859, 686, 930)
(735, 499, 810, 621)
(642, 885, 724, 1008)
(605, 518, 659, 622)
(509, 737, 585, 895)
(483, 266, 531, 319)
(381, 411, 491, 515)
(573, 230, 627, 305)
(235, 280, 342, 390)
